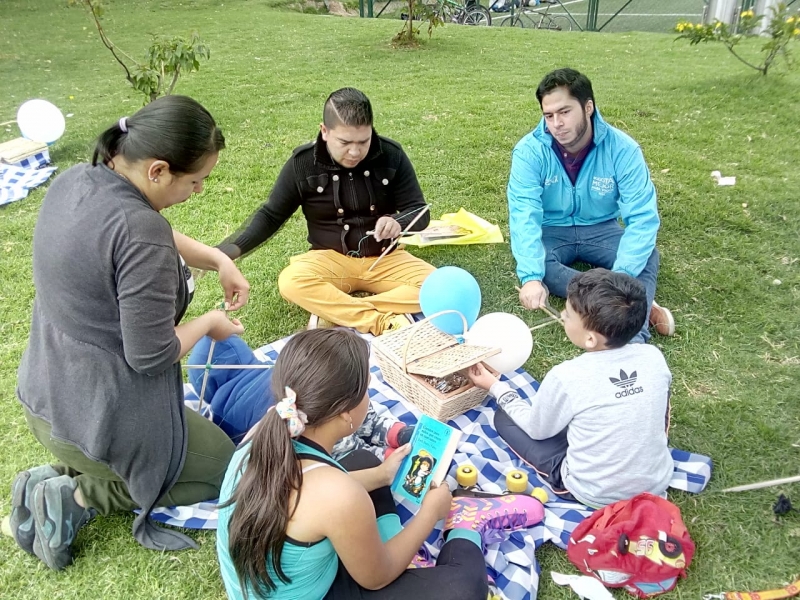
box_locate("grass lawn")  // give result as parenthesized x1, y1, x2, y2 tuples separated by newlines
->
(1, 0, 799, 598)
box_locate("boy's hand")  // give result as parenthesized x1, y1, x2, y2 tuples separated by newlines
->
(381, 443, 411, 486)
(467, 363, 499, 390)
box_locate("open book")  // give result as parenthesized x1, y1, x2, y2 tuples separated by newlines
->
(390, 414, 462, 505)
(417, 224, 470, 243)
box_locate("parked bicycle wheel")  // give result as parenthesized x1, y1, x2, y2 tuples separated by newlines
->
(498, 13, 524, 26)
(543, 14, 571, 30)
(460, 5, 492, 25)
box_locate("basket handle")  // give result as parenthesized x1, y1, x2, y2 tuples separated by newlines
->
(400, 310, 469, 374)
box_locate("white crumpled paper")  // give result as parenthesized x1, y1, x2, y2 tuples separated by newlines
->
(551, 572, 616, 600)
(711, 170, 736, 186)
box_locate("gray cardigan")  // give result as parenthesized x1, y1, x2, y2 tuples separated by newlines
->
(17, 163, 195, 551)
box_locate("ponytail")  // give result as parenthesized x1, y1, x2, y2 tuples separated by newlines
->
(92, 95, 225, 174)
(92, 123, 127, 169)
(227, 407, 301, 596)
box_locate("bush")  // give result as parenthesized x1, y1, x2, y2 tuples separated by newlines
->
(675, 2, 800, 75)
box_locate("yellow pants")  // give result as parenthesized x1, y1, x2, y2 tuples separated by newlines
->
(278, 248, 435, 335)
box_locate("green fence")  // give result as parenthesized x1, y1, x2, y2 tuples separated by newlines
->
(360, 0, 797, 31)
(551, 0, 707, 33)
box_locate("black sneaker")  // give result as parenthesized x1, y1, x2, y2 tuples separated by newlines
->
(31, 475, 96, 570)
(9, 465, 61, 555)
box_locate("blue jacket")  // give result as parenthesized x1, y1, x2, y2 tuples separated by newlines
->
(507, 108, 660, 284)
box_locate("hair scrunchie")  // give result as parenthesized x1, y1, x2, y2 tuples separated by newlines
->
(118, 117, 128, 133)
(275, 387, 308, 438)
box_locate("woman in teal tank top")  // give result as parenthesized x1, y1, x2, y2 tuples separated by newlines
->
(216, 329, 498, 599)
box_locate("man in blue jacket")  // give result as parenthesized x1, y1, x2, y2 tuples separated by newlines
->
(508, 68, 674, 342)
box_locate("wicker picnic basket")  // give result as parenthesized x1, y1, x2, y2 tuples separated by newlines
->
(372, 311, 501, 422)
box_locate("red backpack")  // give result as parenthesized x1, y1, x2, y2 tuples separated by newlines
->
(567, 493, 695, 598)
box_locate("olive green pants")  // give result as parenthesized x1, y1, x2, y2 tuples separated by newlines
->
(24, 408, 235, 515)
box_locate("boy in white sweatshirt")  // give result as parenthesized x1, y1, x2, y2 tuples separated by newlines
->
(469, 269, 673, 508)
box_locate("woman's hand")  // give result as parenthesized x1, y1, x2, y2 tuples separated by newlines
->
(207, 309, 245, 341)
(420, 481, 453, 522)
(467, 363, 499, 391)
(380, 444, 411, 486)
(171, 231, 250, 310)
(217, 255, 250, 311)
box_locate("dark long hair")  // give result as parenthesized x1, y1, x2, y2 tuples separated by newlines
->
(91, 95, 225, 174)
(226, 329, 370, 598)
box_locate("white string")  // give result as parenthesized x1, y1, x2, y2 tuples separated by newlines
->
(182, 364, 274, 370)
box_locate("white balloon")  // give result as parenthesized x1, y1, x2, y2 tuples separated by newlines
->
(465, 312, 533, 374)
(17, 99, 66, 144)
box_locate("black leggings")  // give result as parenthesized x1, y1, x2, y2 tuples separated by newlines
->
(323, 450, 488, 600)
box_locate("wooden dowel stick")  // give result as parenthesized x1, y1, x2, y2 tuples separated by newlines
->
(196, 339, 216, 414)
(721, 474, 800, 493)
(182, 364, 274, 370)
(530, 319, 561, 331)
(514, 285, 564, 328)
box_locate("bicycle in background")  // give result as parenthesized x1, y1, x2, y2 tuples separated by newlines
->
(493, 0, 572, 29)
(439, 0, 492, 25)
(403, 0, 491, 25)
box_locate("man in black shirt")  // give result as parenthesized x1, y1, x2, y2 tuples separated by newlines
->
(218, 88, 433, 335)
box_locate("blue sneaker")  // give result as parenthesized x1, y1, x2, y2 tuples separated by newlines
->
(31, 475, 96, 570)
(9, 465, 61, 555)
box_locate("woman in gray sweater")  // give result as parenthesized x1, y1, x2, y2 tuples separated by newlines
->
(9, 95, 249, 569)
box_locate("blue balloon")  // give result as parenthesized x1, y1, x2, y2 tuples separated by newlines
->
(419, 267, 482, 335)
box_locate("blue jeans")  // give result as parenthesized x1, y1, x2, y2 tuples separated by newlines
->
(187, 335, 274, 444)
(541, 219, 659, 344)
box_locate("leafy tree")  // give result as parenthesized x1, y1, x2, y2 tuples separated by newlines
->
(68, 0, 211, 101)
(394, 0, 444, 46)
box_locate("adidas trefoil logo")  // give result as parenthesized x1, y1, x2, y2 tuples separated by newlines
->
(609, 369, 644, 398)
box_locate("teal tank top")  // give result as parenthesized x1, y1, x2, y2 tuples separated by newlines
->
(216, 440, 344, 600)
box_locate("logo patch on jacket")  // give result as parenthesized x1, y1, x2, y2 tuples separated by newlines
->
(591, 176, 615, 195)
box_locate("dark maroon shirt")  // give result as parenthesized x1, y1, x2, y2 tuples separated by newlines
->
(552, 138, 594, 185)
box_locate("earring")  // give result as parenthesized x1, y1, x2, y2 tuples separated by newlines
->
(349, 418, 353, 431)
(149, 177, 158, 182)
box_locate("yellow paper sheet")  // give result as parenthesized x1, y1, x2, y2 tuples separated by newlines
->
(403, 208, 505, 246)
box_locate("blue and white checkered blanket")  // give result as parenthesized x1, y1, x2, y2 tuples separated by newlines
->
(153, 336, 712, 600)
(0, 150, 57, 206)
